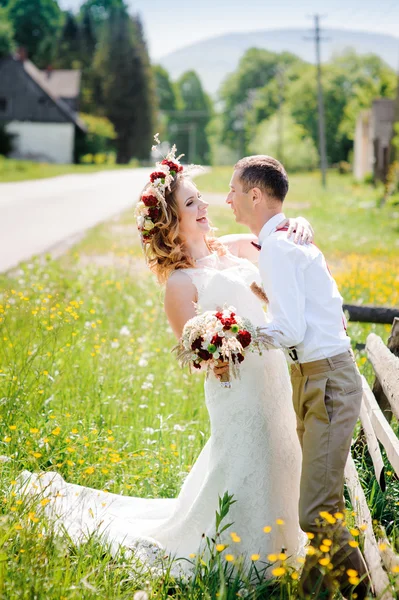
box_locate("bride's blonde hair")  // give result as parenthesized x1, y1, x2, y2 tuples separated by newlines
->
(141, 174, 226, 284)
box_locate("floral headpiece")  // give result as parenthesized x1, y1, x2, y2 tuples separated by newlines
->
(136, 134, 185, 244)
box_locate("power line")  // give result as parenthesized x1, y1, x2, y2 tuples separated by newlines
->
(305, 15, 329, 188)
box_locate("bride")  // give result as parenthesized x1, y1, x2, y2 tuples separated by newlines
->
(18, 144, 313, 578)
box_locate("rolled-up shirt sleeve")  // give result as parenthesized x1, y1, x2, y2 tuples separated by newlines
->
(258, 238, 308, 349)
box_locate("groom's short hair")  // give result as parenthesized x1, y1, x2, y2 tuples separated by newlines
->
(235, 155, 289, 202)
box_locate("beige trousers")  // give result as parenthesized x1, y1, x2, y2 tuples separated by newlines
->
(291, 350, 372, 597)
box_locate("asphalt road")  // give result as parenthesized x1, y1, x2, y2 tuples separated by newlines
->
(0, 168, 151, 273)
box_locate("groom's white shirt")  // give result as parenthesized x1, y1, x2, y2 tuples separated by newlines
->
(258, 212, 350, 363)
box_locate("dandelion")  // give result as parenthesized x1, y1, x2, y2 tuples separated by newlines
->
(225, 554, 235, 562)
(263, 526, 272, 533)
(320, 544, 330, 553)
(350, 528, 359, 537)
(276, 518, 284, 525)
(291, 572, 299, 580)
(349, 541, 359, 548)
(378, 543, 387, 551)
(306, 532, 315, 539)
(306, 546, 316, 556)
(85, 467, 95, 475)
(230, 532, 241, 543)
(272, 567, 286, 577)
(267, 554, 277, 562)
(251, 554, 260, 561)
(278, 553, 287, 561)
(391, 565, 399, 574)
(51, 427, 61, 436)
(319, 557, 330, 566)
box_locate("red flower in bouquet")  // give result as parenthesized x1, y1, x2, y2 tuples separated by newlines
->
(161, 159, 183, 174)
(211, 334, 223, 347)
(142, 194, 158, 207)
(148, 206, 161, 220)
(237, 330, 252, 348)
(150, 171, 166, 183)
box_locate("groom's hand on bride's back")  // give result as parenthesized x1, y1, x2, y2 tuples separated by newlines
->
(276, 217, 314, 245)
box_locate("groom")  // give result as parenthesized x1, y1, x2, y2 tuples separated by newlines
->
(225, 155, 372, 599)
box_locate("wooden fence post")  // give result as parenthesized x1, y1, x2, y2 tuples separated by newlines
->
(372, 318, 399, 422)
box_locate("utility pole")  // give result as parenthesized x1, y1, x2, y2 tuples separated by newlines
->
(305, 15, 328, 188)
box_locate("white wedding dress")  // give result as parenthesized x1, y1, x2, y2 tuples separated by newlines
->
(18, 251, 306, 578)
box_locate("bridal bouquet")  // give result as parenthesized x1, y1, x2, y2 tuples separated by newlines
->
(174, 306, 274, 388)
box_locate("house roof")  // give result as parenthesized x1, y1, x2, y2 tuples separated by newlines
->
(36, 69, 82, 100)
(22, 59, 86, 132)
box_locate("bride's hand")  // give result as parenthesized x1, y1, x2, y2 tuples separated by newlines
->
(276, 217, 314, 245)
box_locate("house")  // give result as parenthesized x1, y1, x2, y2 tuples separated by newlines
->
(353, 99, 395, 182)
(0, 53, 86, 164)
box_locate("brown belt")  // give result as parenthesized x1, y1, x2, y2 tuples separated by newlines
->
(290, 349, 355, 376)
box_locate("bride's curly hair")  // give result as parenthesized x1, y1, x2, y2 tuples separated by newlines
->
(141, 174, 226, 284)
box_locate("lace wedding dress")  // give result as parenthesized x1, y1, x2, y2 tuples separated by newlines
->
(18, 251, 306, 577)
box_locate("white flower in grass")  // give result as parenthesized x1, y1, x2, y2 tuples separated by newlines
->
(138, 358, 148, 367)
(111, 341, 119, 349)
(119, 326, 130, 336)
(173, 424, 185, 432)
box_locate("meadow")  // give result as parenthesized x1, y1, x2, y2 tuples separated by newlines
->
(0, 169, 398, 598)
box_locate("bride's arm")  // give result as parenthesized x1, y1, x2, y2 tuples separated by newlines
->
(218, 216, 314, 262)
(164, 271, 197, 339)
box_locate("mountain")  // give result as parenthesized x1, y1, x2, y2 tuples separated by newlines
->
(158, 28, 399, 94)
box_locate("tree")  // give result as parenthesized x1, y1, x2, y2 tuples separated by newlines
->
(153, 64, 178, 139)
(79, 0, 126, 33)
(0, 9, 14, 56)
(172, 70, 212, 164)
(248, 111, 319, 172)
(93, 7, 155, 163)
(53, 11, 81, 68)
(219, 48, 305, 154)
(287, 50, 397, 164)
(7, 0, 62, 65)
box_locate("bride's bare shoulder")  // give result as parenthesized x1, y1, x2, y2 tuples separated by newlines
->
(165, 269, 197, 299)
(217, 233, 259, 262)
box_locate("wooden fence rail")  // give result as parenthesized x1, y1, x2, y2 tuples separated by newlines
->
(344, 318, 399, 599)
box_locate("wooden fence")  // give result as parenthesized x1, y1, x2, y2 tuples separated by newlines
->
(344, 318, 399, 599)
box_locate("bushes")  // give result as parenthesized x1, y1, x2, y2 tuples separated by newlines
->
(75, 113, 116, 164)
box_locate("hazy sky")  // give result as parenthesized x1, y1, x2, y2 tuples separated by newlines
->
(58, 0, 399, 59)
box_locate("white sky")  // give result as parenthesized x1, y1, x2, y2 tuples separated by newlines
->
(59, 0, 399, 59)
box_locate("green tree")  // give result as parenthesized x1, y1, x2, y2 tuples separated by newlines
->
(93, 7, 155, 163)
(248, 111, 319, 172)
(53, 11, 81, 68)
(0, 9, 14, 56)
(287, 50, 396, 164)
(172, 70, 212, 163)
(152, 64, 178, 140)
(7, 0, 62, 65)
(219, 48, 304, 153)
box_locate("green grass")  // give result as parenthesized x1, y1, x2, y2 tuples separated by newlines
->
(0, 157, 131, 183)
(0, 170, 398, 598)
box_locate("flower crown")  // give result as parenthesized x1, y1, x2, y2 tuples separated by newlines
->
(136, 134, 188, 244)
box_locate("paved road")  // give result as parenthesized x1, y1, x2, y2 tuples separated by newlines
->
(0, 168, 151, 273)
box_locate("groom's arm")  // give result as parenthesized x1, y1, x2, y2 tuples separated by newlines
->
(258, 238, 309, 349)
